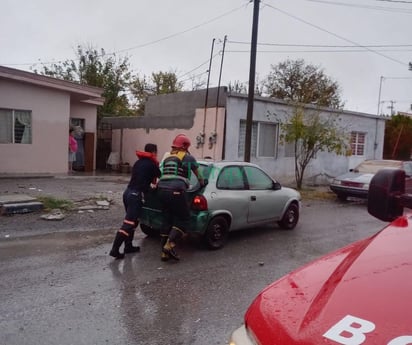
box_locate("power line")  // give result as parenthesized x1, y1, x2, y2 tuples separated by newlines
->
(302, 0, 412, 13)
(113, 5, 246, 55)
(375, 0, 412, 3)
(226, 48, 412, 53)
(263, 2, 409, 67)
(177, 52, 221, 79)
(228, 40, 412, 48)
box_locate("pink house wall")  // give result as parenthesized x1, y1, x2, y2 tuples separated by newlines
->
(112, 108, 226, 165)
(70, 103, 97, 133)
(0, 79, 71, 174)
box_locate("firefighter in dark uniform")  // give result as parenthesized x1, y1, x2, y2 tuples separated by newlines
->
(157, 134, 204, 261)
(109, 143, 161, 259)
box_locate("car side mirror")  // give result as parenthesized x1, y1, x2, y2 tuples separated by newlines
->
(368, 169, 405, 222)
(272, 181, 281, 190)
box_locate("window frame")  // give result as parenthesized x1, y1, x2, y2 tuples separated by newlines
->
(351, 131, 366, 156)
(238, 120, 278, 158)
(216, 165, 246, 190)
(0, 108, 32, 144)
(243, 166, 274, 190)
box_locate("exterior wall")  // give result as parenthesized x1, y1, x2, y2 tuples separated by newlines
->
(225, 95, 386, 184)
(0, 79, 70, 174)
(70, 103, 97, 133)
(145, 87, 226, 118)
(111, 108, 226, 165)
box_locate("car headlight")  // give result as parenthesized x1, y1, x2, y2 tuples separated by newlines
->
(229, 325, 258, 345)
(332, 179, 341, 185)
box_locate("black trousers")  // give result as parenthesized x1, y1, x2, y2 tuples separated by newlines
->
(120, 188, 144, 234)
(157, 188, 190, 237)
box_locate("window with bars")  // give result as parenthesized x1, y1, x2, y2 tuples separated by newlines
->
(351, 132, 366, 156)
(238, 120, 278, 158)
(0, 108, 32, 144)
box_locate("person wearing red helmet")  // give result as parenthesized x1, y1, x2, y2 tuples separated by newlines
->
(157, 133, 204, 261)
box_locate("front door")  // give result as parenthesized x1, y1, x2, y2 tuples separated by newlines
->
(244, 166, 282, 223)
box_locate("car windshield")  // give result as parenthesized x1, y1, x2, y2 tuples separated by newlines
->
(354, 160, 403, 173)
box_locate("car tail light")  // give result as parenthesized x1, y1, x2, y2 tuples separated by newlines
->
(192, 195, 208, 211)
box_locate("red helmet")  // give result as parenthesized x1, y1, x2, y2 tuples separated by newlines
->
(172, 134, 191, 150)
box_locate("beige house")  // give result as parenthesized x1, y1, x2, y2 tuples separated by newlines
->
(0, 66, 104, 175)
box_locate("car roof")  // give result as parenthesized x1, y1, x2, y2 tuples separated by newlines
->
(353, 159, 411, 173)
(197, 160, 261, 168)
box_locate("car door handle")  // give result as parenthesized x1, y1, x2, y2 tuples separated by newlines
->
(250, 196, 256, 201)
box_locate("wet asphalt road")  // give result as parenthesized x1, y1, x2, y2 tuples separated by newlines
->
(0, 197, 387, 345)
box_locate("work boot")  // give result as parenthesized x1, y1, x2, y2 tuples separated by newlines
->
(160, 234, 170, 261)
(162, 239, 180, 261)
(109, 231, 127, 259)
(124, 230, 140, 254)
(160, 252, 170, 262)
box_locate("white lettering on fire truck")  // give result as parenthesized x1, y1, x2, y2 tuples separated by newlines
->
(323, 315, 412, 344)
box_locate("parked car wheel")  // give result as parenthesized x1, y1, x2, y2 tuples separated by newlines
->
(277, 203, 299, 230)
(140, 224, 160, 237)
(203, 216, 229, 250)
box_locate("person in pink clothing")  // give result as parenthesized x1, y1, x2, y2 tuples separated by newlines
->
(68, 128, 78, 172)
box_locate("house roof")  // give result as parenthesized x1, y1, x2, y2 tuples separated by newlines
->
(228, 91, 386, 120)
(0, 65, 105, 105)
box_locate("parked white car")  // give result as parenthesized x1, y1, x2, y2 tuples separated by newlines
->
(329, 159, 412, 200)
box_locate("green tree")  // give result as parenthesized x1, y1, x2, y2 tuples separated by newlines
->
(33, 45, 133, 119)
(383, 114, 412, 160)
(130, 71, 184, 115)
(263, 59, 343, 109)
(271, 106, 349, 189)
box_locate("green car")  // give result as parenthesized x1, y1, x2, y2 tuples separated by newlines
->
(139, 160, 301, 249)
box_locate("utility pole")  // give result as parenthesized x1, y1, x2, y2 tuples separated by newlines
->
(244, 0, 260, 162)
(377, 76, 384, 115)
(387, 100, 396, 116)
(201, 38, 215, 156)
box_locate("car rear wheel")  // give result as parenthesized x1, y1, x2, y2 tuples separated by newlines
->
(203, 216, 229, 250)
(277, 203, 299, 230)
(140, 223, 160, 237)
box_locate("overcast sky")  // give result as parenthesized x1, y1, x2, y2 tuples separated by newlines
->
(1, 0, 412, 115)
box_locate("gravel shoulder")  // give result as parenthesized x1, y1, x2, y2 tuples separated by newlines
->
(0, 175, 129, 239)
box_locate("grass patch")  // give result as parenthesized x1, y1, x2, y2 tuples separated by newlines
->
(37, 196, 74, 211)
(299, 187, 336, 201)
